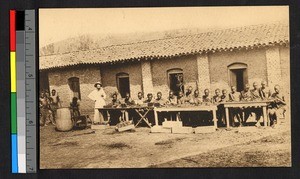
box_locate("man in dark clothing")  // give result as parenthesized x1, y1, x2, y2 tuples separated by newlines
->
(49, 89, 60, 123)
(259, 80, 271, 100)
(212, 88, 222, 126)
(167, 91, 177, 105)
(189, 89, 202, 105)
(108, 93, 122, 125)
(202, 89, 212, 104)
(155, 92, 167, 106)
(218, 89, 230, 126)
(134, 92, 144, 105)
(39, 91, 53, 126)
(122, 92, 135, 106)
(144, 93, 155, 104)
(241, 84, 252, 125)
(212, 88, 222, 104)
(177, 91, 186, 105)
(185, 86, 193, 102)
(229, 86, 242, 127)
(220, 89, 230, 102)
(154, 92, 168, 125)
(251, 82, 263, 127)
(269, 85, 286, 128)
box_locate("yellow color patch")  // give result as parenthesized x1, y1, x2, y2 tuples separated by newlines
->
(10, 52, 16, 92)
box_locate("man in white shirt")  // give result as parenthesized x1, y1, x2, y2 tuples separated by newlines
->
(134, 92, 144, 105)
(88, 82, 107, 124)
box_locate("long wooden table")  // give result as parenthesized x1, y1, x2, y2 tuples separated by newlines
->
(99, 106, 154, 127)
(100, 101, 272, 129)
(153, 105, 218, 129)
(220, 101, 270, 128)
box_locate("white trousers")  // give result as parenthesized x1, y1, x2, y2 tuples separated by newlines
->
(94, 109, 104, 123)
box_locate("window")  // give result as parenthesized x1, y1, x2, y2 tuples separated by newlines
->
(68, 77, 81, 100)
(116, 73, 130, 98)
(228, 63, 248, 92)
(167, 68, 184, 96)
(40, 71, 49, 93)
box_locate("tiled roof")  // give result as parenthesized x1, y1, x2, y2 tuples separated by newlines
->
(40, 23, 289, 70)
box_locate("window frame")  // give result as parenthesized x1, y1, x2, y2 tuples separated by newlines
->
(116, 72, 130, 98)
(167, 68, 184, 95)
(227, 62, 248, 91)
(68, 77, 81, 100)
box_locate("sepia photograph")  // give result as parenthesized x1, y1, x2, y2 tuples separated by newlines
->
(39, 6, 290, 168)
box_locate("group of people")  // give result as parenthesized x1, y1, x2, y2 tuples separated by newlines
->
(221, 81, 286, 128)
(39, 89, 81, 126)
(39, 89, 60, 126)
(105, 81, 286, 127)
(108, 87, 217, 107)
(40, 80, 286, 128)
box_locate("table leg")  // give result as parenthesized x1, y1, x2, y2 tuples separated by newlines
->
(263, 106, 267, 127)
(125, 111, 129, 122)
(154, 109, 159, 126)
(225, 107, 230, 128)
(176, 112, 180, 121)
(134, 109, 142, 127)
(106, 111, 110, 123)
(212, 109, 217, 130)
(134, 109, 151, 128)
(121, 110, 125, 122)
(267, 108, 270, 126)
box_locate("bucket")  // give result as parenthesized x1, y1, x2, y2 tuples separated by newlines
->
(56, 107, 73, 132)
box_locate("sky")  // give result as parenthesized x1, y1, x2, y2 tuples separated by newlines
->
(39, 6, 289, 47)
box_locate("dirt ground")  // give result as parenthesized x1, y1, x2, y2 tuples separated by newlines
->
(151, 130, 291, 168)
(40, 118, 291, 169)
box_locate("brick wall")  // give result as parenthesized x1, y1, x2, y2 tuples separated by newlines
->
(45, 45, 289, 116)
(101, 61, 142, 100)
(197, 53, 211, 94)
(279, 46, 290, 105)
(151, 55, 198, 98)
(141, 61, 154, 96)
(48, 66, 101, 115)
(266, 46, 282, 89)
(209, 48, 267, 92)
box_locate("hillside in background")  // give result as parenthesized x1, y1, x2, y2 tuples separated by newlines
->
(39, 27, 220, 56)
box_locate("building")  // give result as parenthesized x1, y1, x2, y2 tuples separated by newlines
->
(39, 23, 290, 115)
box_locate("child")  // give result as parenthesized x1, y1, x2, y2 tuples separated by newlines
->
(70, 97, 80, 118)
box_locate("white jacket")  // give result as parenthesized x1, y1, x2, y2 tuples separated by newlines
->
(88, 88, 107, 108)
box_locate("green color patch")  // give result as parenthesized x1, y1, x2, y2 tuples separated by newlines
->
(11, 93, 17, 134)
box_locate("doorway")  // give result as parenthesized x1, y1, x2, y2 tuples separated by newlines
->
(168, 69, 184, 96)
(68, 77, 81, 100)
(231, 69, 245, 92)
(117, 73, 130, 98)
(228, 63, 248, 92)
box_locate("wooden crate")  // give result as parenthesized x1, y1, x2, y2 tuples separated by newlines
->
(172, 126, 194, 134)
(117, 124, 135, 132)
(162, 121, 182, 128)
(150, 126, 171, 133)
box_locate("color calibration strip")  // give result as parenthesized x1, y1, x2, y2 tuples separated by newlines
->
(10, 10, 18, 173)
(10, 9, 37, 173)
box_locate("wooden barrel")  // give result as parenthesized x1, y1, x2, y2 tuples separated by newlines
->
(56, 107, 73, 132)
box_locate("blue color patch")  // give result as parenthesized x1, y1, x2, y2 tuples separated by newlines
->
(11, 134, 18, 173)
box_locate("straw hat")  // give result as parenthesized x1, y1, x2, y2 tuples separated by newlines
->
(94, 81, 102, 87)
